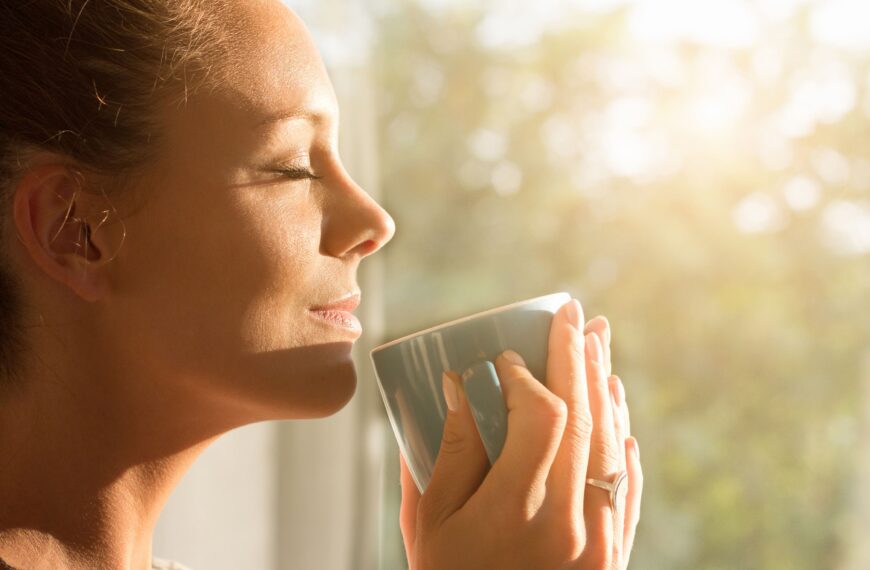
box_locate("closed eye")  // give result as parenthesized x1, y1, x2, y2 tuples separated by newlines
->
(273, 167, 323, 181)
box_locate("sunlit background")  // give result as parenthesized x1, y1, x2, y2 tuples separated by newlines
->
(154, 1, 870, 569)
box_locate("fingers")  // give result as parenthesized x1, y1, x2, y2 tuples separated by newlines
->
(399, 453, 420, 562)
(617, 376, 630, 438)
(584, 316, 612, 377)
(420, 371, 490, 528)
(541, 299, 592, 548)
(485, 349, 567, 518)
(623, 437, 643, 567)
(582, 332, 620, 565)
(618, 375, 640, 569)
(608, 375, 627, 567)
(588, 316, 637, 569)
(609, 376, 627, 472)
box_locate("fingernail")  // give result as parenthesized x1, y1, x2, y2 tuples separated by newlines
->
(442, 371, 461, 412)
(500, 349, 526, 366)
(565, 299, 581, 329)
(629, 436, 640, 459)
(585, 332, 602, 364)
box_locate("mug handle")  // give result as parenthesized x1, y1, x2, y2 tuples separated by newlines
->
(461, 360, 509, 466)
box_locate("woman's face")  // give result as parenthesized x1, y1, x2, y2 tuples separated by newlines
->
(106, 0, 395, 421)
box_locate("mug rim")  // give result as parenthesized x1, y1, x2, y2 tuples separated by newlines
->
(370, 291, 571, 354)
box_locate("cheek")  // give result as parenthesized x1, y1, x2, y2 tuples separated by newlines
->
(111, 184, 324, 390)
(230, 197, 324, 350)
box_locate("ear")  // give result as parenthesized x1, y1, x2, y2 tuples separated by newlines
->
(11, 162, 117, 303)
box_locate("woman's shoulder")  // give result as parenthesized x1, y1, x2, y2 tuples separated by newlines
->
(151, 557, 193, 570)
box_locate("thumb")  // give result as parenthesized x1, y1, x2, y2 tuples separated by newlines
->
(420, 370, 490, 527)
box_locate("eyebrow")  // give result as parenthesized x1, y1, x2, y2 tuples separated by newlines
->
(257, 108, 332, 127)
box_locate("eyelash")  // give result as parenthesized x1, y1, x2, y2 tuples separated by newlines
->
(275, 167, 323, 181)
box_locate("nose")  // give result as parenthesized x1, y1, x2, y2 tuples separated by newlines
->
(321, 170, 396, 259)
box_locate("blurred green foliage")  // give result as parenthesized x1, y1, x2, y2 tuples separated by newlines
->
(371, 3, 870, 568)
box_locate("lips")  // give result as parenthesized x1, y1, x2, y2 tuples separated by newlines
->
(309, 291, 361, 312)
(308, 291, 363, 336)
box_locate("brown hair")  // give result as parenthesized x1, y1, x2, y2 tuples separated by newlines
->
(0, 0, 233, 388)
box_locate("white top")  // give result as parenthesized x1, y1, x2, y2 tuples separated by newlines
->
(152, 557, 192, 570)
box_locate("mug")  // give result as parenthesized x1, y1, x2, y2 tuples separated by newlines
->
(370, 291, 572, 493)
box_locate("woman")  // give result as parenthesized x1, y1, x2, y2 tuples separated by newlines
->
(0, 1, 642, 569)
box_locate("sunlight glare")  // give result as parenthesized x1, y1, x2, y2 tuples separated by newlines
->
(628, 0, 759, 48)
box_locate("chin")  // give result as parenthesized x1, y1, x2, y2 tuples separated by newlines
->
(220, 340, 360, 422)
(307, 358, 358, 418)
(268, 353, 359, 420)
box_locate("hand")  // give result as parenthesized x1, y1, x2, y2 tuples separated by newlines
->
(583, 314, 642, 567)
(399, 299, 643, 569)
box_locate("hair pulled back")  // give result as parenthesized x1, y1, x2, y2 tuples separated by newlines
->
(0, 0, 233, 388)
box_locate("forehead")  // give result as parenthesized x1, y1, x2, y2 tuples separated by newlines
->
(213, 0, 337, 126)
(146, 1, 338, 185)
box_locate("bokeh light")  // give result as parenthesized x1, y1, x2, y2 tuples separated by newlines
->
(370, 1, 870, 568)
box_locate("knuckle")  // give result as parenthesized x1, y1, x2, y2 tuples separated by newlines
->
(548, 396, 569, 423)
(517, 382, 568, 425)
(559, 421, 593, 465)
(534, 403, 568, 438)
(593, 434, 622, 466)
(567, 407, 594, 440)
(533, 392, 567, 422)
(437, 426, 468, 456)
(594, 443, 622, 469)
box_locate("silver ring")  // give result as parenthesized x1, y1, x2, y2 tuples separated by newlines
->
(586, 471, 628, 510)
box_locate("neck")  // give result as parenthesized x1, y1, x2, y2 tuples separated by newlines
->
(0, 344, 237, 570)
